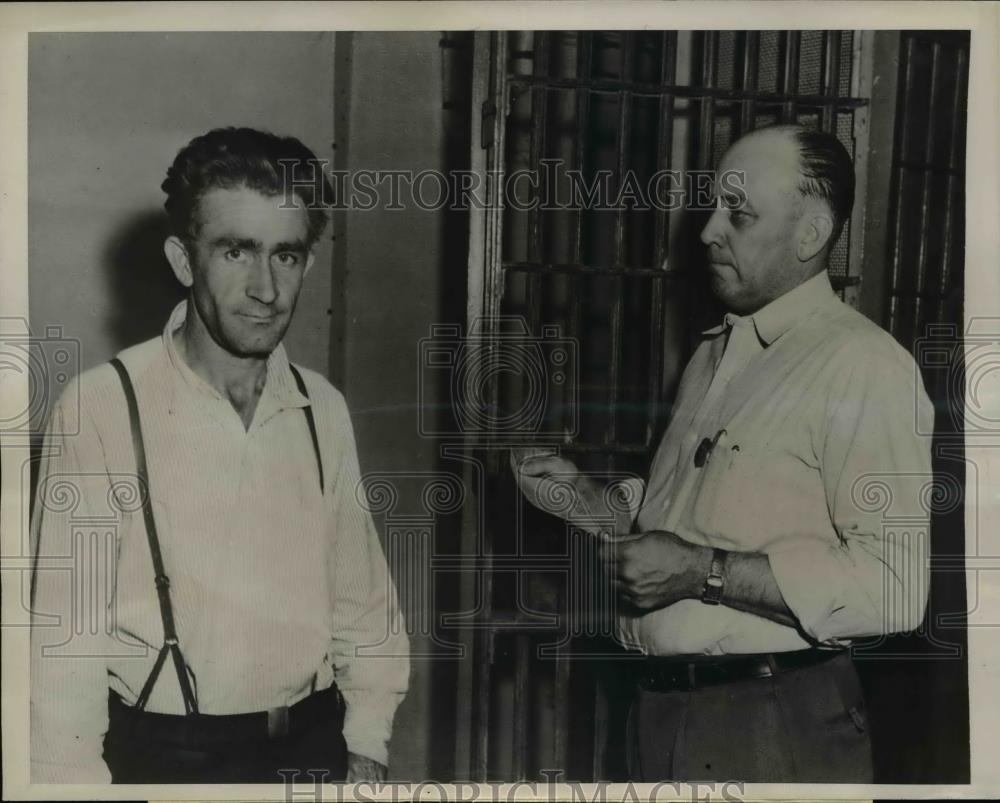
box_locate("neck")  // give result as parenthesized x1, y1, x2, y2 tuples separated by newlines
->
(174, 302, 269, 423)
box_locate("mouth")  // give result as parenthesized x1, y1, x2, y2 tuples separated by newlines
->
(239, 312, 278, 323)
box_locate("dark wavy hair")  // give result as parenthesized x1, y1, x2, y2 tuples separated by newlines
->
(161, 127, 333, 246)
(767, 124, 856, 245)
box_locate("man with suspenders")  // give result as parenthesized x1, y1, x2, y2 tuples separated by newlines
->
(30, 128, 409, 783)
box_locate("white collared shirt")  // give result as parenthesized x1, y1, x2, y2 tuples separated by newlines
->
(30, 301, 409, 781)
(619, 272, 935, 656)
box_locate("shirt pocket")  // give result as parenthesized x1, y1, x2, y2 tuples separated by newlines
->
(690, 440, 805, 550)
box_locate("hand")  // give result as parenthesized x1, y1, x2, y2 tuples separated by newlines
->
(510, 451, 589, 518)
(346, 752, 387, 783)
(510, 450, 629, 537)
(603, 530, 711, 612)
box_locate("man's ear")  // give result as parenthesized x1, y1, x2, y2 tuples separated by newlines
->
(164, 236, 194, 288)
(796, 210, 834, 262)
(303, 250, 316, 278)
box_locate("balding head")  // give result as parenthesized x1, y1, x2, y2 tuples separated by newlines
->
(742, 124, 856, 245)
(699, 125, 854, 313)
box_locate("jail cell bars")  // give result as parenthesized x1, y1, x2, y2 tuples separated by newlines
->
(468, 30, 872, 781)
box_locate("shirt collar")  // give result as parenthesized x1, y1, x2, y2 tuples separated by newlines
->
(162, 300, 310, 415)
(702, 271, 837, 345)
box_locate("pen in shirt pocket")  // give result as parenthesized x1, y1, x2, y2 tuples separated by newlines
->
(693, 428, 739, 467)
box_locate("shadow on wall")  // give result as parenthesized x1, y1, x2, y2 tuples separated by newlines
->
(103, 209, 186, 352)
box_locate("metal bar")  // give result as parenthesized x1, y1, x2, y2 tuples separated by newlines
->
(937, 44, 967, 324)
(472, 607, 494, 779)
(652, 31, 677, 272)
(612, 34, 634, 269)
(504, 75, 869, 108)
(572, 32, 594, 265)
(896, 159, 961, 175)
(512, 633, 531, 780)
(698, 31, 718, 169)
(739, 31, 760, 134)
(606, 33, 634, 450)
(647, 32, 677, 445)
(471, 30, 509, 781)
(887, 34, 917, 335)
(781, 31, 801, 122)
(528, 32, 550, 265)
(844, 29, 873, 312)
(591, 676, 610, 780)
(820, 31, 843, 132)
(913, 40, 942, 344)
(503, 261, 691, 278)
(561, 441, 654, 454)
(553, 644, 571, 772)
(568, 31, 593, 446)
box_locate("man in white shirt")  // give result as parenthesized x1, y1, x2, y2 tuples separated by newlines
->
(515, 125, 933, 781)
(30, 127, 409, 784)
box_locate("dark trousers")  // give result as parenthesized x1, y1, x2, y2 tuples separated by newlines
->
(103, 687, 348, 784)
(626, 651, 873, 783)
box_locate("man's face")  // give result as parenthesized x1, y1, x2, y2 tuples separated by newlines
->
(699, 132, 809, 314)
(182, 186, 314, 358)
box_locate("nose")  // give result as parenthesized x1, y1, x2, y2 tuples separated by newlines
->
(246, 256, 277, 305)
(700, 204, 726, 247)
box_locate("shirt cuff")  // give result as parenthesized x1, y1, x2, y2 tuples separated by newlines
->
(340, 689, 404, 767)
(767, 539, 853, 646)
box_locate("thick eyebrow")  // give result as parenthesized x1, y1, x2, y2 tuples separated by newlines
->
(209, 237, 309, 254)
(272, 240, 310, 254)
(210, 236, 262, 251)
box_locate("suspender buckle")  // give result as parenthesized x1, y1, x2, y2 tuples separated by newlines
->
(267, 706, 290, 738)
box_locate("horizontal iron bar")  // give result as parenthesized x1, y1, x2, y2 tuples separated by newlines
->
(507, 74, 869, 107)
(503, 261, 688, 278)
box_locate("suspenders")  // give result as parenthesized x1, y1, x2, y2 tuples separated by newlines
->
(288, 364, 325, 491)
(109, 357, 325, 716)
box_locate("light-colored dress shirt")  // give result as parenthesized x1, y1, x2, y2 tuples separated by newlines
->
(30, 301, 409, 782)
(619, 271, 934, 656)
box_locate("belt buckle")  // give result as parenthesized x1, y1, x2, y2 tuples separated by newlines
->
(267, 705, 290, 739)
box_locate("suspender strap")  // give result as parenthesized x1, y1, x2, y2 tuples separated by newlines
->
(109, 358, 199, 715)
(288, 364, 324, 492)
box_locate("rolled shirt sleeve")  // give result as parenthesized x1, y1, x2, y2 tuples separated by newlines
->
(768, 348, 935, 644)
(325, 393, 409, 767)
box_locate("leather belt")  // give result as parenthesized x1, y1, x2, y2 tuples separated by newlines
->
(638, 649, 843, 693)
(108, 684, 345, 749)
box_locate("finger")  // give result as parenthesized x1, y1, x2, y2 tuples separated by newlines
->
(516, 455, 575, 477)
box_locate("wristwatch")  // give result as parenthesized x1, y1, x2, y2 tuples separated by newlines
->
(701, 548, 728, 605)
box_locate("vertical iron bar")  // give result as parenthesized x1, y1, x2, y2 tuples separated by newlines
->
(553, 643, 571, 772)
(472, 618, 494, 779)
(937, 45, 966, 324)
(739, 31, 759, 135)
(591, 675, 610, 780)
(606, 32, 634, 450)
(913, 40, 941, 349)
(572, 32, 594, 266)
(887, 35, 916, 336)
(698, 31, 718, 169)
(524, 33, 549, 442)
(567, 32, 592, 448)
(647, 31, 676, 445)
(780, 31, 801, 123)
(821, 31, 843, 132)
(512, 633, 531, 780)
(528, 32, 550, 266)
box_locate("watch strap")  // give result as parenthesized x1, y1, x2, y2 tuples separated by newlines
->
(701, 547, 728, 605)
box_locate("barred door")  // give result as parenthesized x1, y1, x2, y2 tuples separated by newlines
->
(460, 29, 874, 781)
